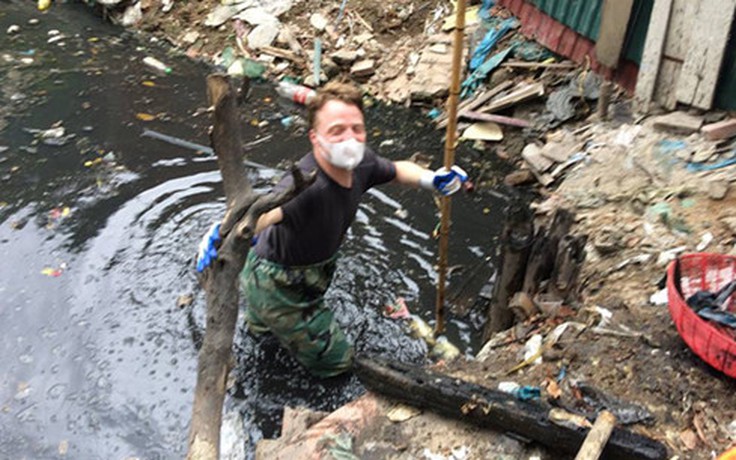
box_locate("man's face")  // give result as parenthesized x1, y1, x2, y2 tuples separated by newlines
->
(310, 99, 367, 146)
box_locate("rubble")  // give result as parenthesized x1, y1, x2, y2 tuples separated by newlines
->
(330, 49, 358, 66)
(408, 35, 455, 101)
(652, 111, 704, 134)
(349, 59, 375, 78)
(702, 118, 736, 141)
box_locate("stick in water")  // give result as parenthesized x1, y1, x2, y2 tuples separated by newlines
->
(141, 128, 273, 170)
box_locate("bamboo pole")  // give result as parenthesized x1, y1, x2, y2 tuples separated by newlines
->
(436, 0, 467, 335)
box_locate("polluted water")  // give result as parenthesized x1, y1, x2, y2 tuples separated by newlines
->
(0, 2, 508, 458)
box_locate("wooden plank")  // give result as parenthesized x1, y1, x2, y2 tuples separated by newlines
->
(675, 0, 736, 109)
(500, 61, 578, 70)
(634, 0, 673, 113)
(655, 59, 682, 109)
(480, 82, 545, 113)
(596, 0, 636, 68)
(435, 80, 513, 129)
(653, 0, 695, 110)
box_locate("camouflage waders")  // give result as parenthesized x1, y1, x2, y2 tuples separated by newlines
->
(240, 250, 353, 378)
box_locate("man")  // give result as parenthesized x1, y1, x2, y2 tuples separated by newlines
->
(198, 81, 467, 378)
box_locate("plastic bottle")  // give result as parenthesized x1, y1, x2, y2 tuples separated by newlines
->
(276, 81, 316, 105)
(142, 56, 172, 75)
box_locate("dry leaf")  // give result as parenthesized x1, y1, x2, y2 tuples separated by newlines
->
(545, 379, 562, 399)
(136, 113, 156, 121)
(680, 428, 698, 450)
(387, 404, 421, 423)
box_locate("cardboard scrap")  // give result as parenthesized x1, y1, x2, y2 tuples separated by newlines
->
(461, 122, 503, 141)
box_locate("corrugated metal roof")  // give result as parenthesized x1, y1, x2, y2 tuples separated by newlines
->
(531, 0, 603, 41)
(498, 0, 639, 92)
(529, 0, 653, 64)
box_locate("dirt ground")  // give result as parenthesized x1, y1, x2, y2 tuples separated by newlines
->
(100, 0, 736, 458)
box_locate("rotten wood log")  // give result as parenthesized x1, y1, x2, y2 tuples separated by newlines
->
(551, 234, 588, 301)
(354, 358, 668, 460)
(483, 202, 534, 340)
(521, 209, 574, 296)
(186, 74, 315, 460)
(575, 410, 618, 460)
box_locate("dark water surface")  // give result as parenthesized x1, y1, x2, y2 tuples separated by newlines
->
(0, 2, 507, 458)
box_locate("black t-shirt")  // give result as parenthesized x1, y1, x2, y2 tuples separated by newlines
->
(253, 147, 397, 266)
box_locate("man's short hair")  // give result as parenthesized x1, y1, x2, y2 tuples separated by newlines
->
(307, 81, 364, 129)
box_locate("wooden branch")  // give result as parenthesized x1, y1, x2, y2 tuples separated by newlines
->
(575, 410, 618, 460)
(354, 358, 667, 460)
(259, 45, 307, 67)
(460, 110, 531, 128)
(207, 74, 250, 207)
(186, 75, 315, 460)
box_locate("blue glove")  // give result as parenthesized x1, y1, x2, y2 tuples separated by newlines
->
(420, 165, 469, 195)
(196, 222, 221, 272)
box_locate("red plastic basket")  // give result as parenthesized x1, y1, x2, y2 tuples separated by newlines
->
(667, 253, 736, 378)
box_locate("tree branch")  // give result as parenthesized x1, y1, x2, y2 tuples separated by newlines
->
(186, 76, 315, 460)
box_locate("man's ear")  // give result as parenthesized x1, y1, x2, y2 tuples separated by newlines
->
(308, 129, 321, 155)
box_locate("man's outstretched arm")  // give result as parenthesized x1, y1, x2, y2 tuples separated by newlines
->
(393, 161, 468, 195)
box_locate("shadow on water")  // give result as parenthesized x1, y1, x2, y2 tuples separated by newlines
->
(0, 1, 517, 458)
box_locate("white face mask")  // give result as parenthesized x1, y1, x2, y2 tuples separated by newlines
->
(317, 135, 365, 171)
